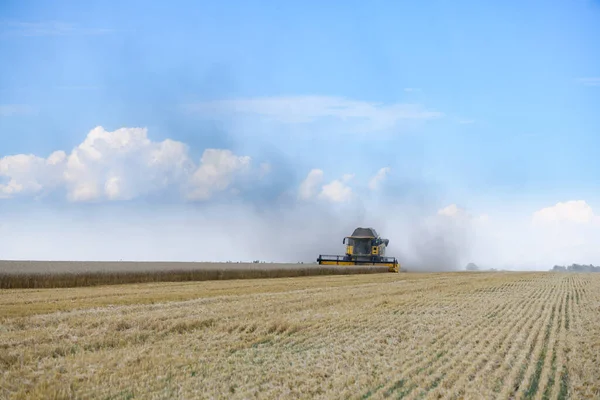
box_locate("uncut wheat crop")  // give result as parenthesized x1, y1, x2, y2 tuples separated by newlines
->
(0, 260, 389, 288)
(1, 272, 599, 399)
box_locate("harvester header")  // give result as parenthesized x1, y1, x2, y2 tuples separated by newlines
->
(317, 227, 399, 272)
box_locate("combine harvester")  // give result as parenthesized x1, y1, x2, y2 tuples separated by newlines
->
(317, 227, 399, 272)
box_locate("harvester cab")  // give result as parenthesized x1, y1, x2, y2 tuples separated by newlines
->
(317, 227, 399, 272)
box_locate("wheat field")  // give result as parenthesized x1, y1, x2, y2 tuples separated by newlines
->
(0, 260, 390, 289)
(1, 272, 599, 399)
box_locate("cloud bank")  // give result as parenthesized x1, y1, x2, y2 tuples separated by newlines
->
(184, 96, 443, 132)
(0, 126, 266, 202)
(2, 126, 600, 271)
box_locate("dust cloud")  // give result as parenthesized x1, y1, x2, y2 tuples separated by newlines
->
(0, 198, 473, 273)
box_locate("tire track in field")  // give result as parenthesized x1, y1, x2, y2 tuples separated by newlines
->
(262, 278, 460, 349)
(301, 276, 522, 373)
(224, 277, 478, 396)
(234, 281, 467, 397)
(279, 281, 473, 354)
(364, 279, 549, 399)
(395, 284, 538, 372)
(286, 280, 511, 379)
(8, 273, 597, 400)
(502, 276, 562, 398)
(473, 277, 557, 399)
(559, 274, 593, 399)
(2, 275, 499, 381)
(559, 275, 579, 399)
(421, 279, 557, 399)
(549, 275, 578, 400)
(494, 277, 561, 399)
(576, 274, 600, 399)
(406, 279, 550, 398)
(4, 279, 403, 373)
(515, 277, 565, 399)
(517, 288, 560, 399)
(541, 286, 565, 400)
(555, 276, 577, 399)
(334, 278, 530, 398)
(424, 279, 556, 399)
(350, 288, 504, 353)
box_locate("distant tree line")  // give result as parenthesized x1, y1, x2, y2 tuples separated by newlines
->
(551, 264, 600, 272)
(464, 263, 501, 272)
(465, 263, 479, 271)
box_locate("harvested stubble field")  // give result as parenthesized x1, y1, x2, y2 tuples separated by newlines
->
(1, 272, 599, 399)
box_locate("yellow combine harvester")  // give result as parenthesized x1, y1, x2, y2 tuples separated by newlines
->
(317, 227, 399, 272)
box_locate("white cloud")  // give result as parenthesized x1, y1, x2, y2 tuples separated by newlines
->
(184, 96, 443, 131)
(457, 119, 475, 125)
(186, 149, 251, 201)
(437, 204, 464, 218)
(403, 88, 422, 93)
(298, 169, 353, 203)
(437, 200, 600, 270)
(298, 169, 324, 200)
(368, 167, 390, 190)
(61, 126, 196, 202)
(341, 173, 354, 183)
(437, 204, 491, 223)
(298, 167, 397, 204)
(0, 152, 65, 198)
(577, 77, 600, 87)
(0, 126, 265, 202)
(318, 179, 353, 203)
(532, 200, 598, 225)
(519, 200, 600, 267)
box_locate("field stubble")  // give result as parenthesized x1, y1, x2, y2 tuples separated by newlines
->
(1, 271, 599, 399)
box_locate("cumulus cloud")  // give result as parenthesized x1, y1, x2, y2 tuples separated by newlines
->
(186, 149, 251, 200)
(6, 127, 600, 272)
(446, 200, 600, 270)
(318, 179, 353, 203)
(437, 204, 490, 225)
(532, 200, 598, 225)
(0, 126, 266, 202)
(437, 204, 463, 218)
(341, 173, 354, 183)
(518, 200, 600, 267)
(298, 169, 354, 203)
(298, 169, 324, 200)
(184, 96, 443, 131)
(0, 152, 65, 198)
(368, 167, 390, 190)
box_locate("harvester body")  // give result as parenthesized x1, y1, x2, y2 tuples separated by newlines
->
(317, 227, 399, 272)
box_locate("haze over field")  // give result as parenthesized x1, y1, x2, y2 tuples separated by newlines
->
(1, 1, 600, 271)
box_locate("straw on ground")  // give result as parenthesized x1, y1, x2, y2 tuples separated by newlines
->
(1, 271, 599, 399)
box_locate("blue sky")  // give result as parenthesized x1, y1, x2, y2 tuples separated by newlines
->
(1, 0, 600, 268)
